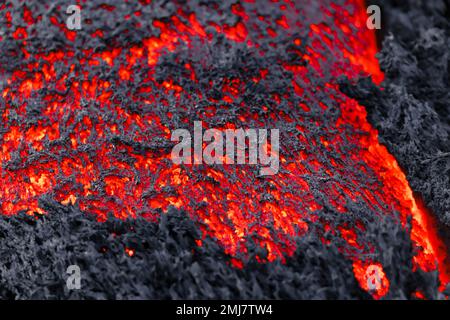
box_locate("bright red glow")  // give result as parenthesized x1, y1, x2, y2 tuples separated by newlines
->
(0, 0, 448, 299)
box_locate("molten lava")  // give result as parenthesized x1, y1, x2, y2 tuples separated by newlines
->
(0, 0, 448, 299)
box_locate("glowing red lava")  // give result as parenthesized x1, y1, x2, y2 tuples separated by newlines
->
(0, 0, 448, 299)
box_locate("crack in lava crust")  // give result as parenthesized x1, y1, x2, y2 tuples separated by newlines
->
(0, 0, 448, 298)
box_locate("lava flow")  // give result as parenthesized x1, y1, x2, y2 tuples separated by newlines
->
(0, 0, 448, 299)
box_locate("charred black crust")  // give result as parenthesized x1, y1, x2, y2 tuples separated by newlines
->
(0, 0, 448, 299)
(343, 0, 450, 238)
(1, 200, 443, 299)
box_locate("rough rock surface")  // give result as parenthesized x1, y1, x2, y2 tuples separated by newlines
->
(342, 0, 450, 238)
(0, 0, 448, 299)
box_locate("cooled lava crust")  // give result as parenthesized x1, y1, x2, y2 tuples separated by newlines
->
(0, 0, 449, 299)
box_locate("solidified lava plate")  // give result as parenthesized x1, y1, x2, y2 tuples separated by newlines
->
(0, 0, 448, 298)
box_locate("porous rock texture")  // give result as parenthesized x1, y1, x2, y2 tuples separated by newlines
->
(342, 0, 450, 242)
(0, 0, 448, 300)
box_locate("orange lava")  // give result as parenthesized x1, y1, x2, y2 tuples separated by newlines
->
(0, 0, 448, 299)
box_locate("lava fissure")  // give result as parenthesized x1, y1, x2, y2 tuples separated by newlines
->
(0, 0, 448, 299)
